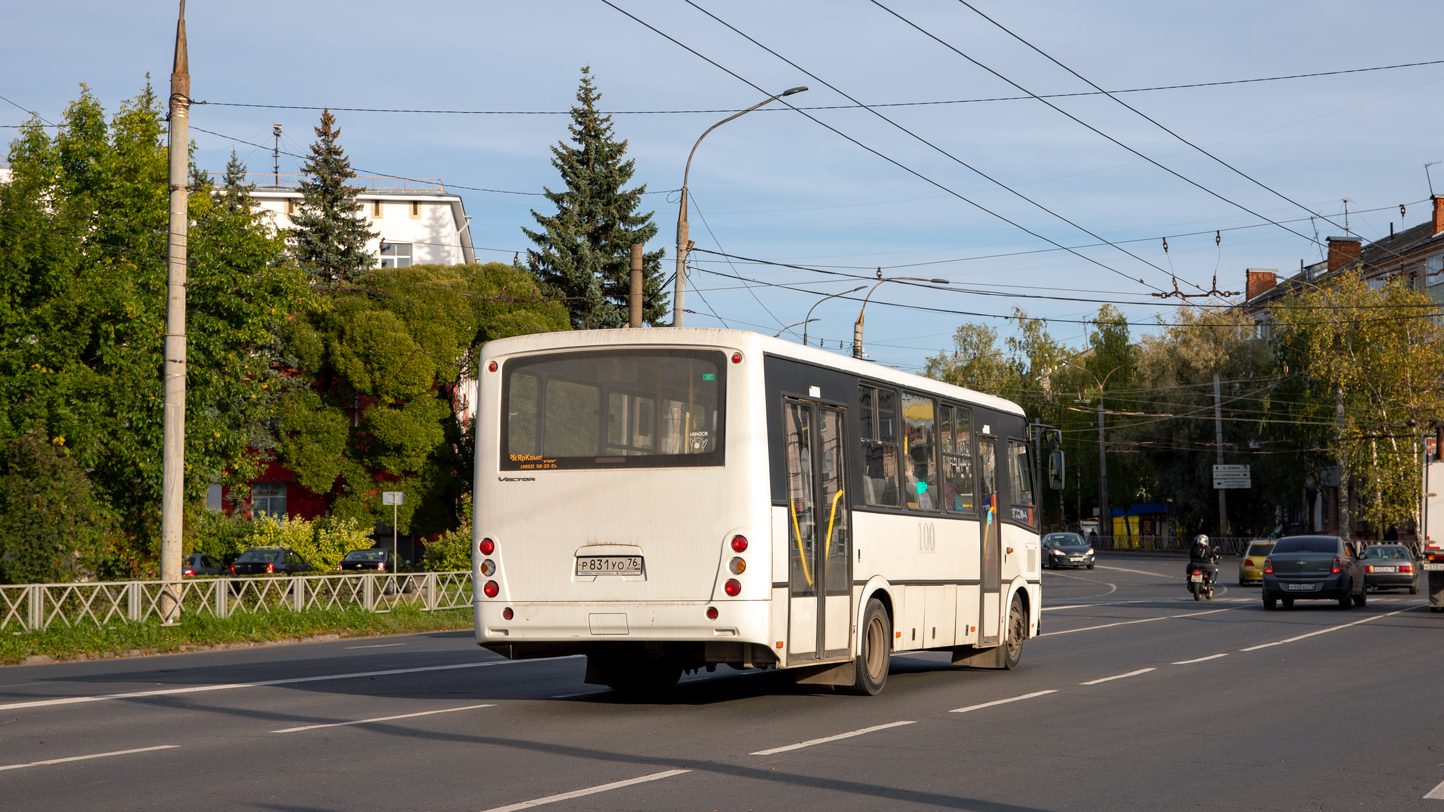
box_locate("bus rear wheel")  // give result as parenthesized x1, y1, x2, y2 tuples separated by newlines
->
(1002, 594, 1025, 670)
(842, 598, 890, 696)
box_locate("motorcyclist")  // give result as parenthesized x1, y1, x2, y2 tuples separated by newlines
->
(1187, 534, 1221, 585)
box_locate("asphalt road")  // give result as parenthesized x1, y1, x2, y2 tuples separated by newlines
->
(3, 553, 1443, 811)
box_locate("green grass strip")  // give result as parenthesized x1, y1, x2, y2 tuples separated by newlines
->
(2, 605, 473, 666)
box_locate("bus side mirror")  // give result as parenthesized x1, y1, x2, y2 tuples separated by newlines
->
(1048, 450, 1065, 490)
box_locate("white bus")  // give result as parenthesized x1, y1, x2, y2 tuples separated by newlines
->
(472, 328, 1042, 694)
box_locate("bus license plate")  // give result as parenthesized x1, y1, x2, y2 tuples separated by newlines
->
(1286, 583, 1315, 591)
(576, 556, 642, 576)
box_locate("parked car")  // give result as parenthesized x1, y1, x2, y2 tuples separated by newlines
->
(337, 549, 403, 572)
(1042, 533, 1095, 569)
(1238, 541, 1275, 586)
(1261, 535, 1365, 610)
(1358, 544, 1419, 594)
(182, 554, 224, 577)
(229, 547, 313, 576)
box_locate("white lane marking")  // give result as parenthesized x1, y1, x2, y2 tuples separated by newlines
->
(1041, 604, 1091, 611)
(1042, 606, 1231, 637)
(1425, 776, 1444, 799)
(1081, 667, 1155, 685)
(750, 720, 916, 756)
(1239, 608, 1412, 652)
(1093, 565, 1174, 578)
(949, 690, 1057, 714)
(0, 744, 177, 772)
(344, 643, 407, 650)
(1173, 653, 1229, 665)
(478, 769, 690, 812)
(0, 656, 580, 712)
(273, 703, 494, 733)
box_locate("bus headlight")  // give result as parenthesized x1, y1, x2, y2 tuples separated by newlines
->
(729, 557, 746, 575)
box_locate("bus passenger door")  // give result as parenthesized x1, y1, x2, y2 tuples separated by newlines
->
(978, 438, 1001, 647)
(784, 400, 852, 662)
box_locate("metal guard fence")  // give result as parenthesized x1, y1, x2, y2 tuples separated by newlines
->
(0, 571, 473, 633)
(1088, 536, 1257, 555)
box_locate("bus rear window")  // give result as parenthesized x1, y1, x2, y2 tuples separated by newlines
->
(501, 350, 726, 470)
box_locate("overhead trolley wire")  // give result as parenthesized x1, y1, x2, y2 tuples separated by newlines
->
(871, 1, 1418, 272)
(597, 0, 1177, 298)
(947, 0, 1425, 269)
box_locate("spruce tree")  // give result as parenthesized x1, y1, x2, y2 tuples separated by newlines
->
(291, 109, 377, 287)
(523, 67, 667, 328)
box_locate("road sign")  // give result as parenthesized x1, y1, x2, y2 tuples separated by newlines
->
(1213, 464, 1251, 490)
(381, 491, 404, 506)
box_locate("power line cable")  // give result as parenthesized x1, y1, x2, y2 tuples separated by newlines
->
(189, 57, 1444, 115)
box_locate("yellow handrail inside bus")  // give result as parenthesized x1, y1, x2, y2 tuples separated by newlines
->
(788, 498, 813, 588)
(825, 489, 846, 560)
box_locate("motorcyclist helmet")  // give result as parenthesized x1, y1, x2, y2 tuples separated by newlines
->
(1195, 534, 1209, 548)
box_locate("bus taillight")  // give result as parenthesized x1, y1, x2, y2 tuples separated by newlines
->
(502, 607, 514, 620)
(724, 579, 741, 597)
(479, 538, 495, 555)
(706, 607, 718, 620)
(730, 535, 748, 553)
(483, 581, 499, 598)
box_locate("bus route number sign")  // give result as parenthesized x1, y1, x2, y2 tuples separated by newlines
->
(576, 556, 643, 576)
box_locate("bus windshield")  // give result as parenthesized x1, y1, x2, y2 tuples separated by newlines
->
(502, 349, 726, 470)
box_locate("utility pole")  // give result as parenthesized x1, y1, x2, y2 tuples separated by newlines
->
(160, 0, 190, 621)
(629, 244, 643, 328)
(272, 123, 281, 187)
(1098, 396, 1109, 547)
(1214, 373, 1228, 537)
(1336, 384, 1350, 540)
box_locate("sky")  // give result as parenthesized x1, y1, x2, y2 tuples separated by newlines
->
(5, 0, 1443, 372)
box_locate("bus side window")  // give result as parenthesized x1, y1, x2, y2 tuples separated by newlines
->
(1008, 440, 1035, 508)
(901, 392, 939, 512)
(858, 385, 900, 507)
(942, 404, 974, 514)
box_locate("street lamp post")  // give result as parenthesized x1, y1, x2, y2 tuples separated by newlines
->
(674, 86, 807, 327)
(802, 285, 867, 346)
(1066, 361, 1122, 546)
(852, 275, 950, 359)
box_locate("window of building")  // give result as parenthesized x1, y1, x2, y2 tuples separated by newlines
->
(939, 404, 975, 514)
(409, 200, 421, 219)
(285, 199, 297, 216)
(858, 385, 900, 507)
(1427, 255, 1444, 286)
(901, 392, 939, 512)
(380, 242, 412, 268)
(252, 482, 286, 520)
(371, 200, 383, 217)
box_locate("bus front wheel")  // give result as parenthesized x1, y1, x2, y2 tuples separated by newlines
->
(1002, 595, 1025, 670)
(843, 598, 891, 696)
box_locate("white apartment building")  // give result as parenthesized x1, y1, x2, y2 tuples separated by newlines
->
(248, 174, 476, 267)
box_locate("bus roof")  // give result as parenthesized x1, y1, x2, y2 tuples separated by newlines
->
(480, 327, 1025, 417)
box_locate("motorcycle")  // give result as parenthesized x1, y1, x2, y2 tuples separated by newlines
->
(1188, 567, 1214, 601)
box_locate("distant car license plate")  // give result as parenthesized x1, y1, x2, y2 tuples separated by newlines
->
(1424, 562, 1444, 571)
(1286, 583, 1315, 591)
(1374, 566, 1397, 573)
(576, 556, 642, 576)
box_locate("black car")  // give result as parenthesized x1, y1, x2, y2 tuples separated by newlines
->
(182, 554, 224, 577)
(1261, 535, 1365, 610)
(1358, 544, 1419, 594)
(1042, 533, 1095, 569)
(229, 547, 314, 576)
(337, 549, 402, 572)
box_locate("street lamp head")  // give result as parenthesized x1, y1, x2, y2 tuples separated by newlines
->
(929, 278, 950, 284)
(782, 86, 808, 97)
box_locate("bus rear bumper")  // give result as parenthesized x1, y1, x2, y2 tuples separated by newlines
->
(476, 600, 772, 647)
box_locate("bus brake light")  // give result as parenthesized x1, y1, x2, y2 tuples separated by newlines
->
(479, 538, 495, 555)
(731, 535, 748, 553)
(483, 580, 499, 598)
(724, 579, 741, 597)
